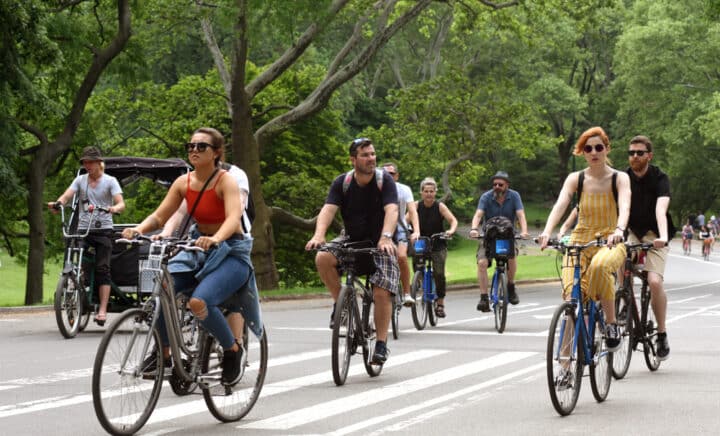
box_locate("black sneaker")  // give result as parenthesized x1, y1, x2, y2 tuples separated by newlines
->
(142, 352, 172, 379)
(508, 283, 519, 305)
(555, 369, 573, 391)
(371, 340, 389, 365)
(656, 332, 670, 361)
(476, 295, 491, 312)
(605, 323, 621, 352)
(221, 341, 246, 386)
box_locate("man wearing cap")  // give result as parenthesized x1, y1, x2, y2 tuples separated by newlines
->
(48, 146, 125, 325)
(468, 171, 528, 312)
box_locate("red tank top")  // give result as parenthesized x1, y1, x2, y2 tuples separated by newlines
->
(185, 171, 226, 225)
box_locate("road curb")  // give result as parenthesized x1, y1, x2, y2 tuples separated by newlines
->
(0, 278, 561, 313)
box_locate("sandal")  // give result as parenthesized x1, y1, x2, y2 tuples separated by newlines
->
(435, 304, 446, 318)
(94, 313, 107, 326)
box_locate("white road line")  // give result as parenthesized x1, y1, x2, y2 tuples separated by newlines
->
(437, 305, 556, 327)
(670, 294, 711, 304)
(666, 279, 720, 292)
(401, 329, 547, 337)
(0, 346, 332, 419)
(667, 303, 720, 324)
(143, 348, 448, 425)
(239, 351, 537, 431)
(325, 362, 545, 436)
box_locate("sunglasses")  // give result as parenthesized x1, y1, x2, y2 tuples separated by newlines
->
(628, 150, 648, 157)
(493, 182, 506, 187)
(352, 137, 371, 145)
(583, 143, 606, 153)
(185, 142, 214, 152)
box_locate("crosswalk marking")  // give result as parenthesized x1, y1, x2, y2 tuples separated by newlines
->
(401, 329, 547, 337)
(239, 351, 537, 430)
(144, 348, 449, 425)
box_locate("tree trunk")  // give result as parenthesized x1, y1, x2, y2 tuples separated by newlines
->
(25, 157, 51, 305)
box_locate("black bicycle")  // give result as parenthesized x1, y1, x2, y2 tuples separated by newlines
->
(92, 236, 267, 435)
(320, 240, 384, 386)
(612, 241, 663, 379)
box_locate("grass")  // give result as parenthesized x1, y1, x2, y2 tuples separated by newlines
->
(0, 235, 562, 307)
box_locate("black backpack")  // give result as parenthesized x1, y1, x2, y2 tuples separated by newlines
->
(483, 216, 515, 239)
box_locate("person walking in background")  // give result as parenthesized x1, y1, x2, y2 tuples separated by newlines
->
(625, 135, 674, 360)
(537, 126, 630, 352)
(382, 162, 420, 307)
(48, 146, 125, 326)
(415, 177, 457, 318)
(469, 171, 528, 312)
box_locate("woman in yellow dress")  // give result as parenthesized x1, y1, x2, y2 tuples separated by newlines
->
(537, 126, 630, 351)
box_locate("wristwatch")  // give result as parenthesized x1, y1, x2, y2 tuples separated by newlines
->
(381, 232, 393, 240)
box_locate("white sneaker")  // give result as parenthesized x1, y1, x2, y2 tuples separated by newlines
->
(402, 294, 415, 307)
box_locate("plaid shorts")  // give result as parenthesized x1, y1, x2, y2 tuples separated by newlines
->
(370, 252, 400, 295)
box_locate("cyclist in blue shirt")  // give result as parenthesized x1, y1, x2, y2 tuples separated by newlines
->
(469, 171, 528, 312)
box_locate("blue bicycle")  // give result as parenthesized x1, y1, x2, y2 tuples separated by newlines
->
(410, 232, 450, 330)
(541, 236, 613, 416)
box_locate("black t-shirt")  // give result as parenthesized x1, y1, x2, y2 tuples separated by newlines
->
(417, 201, 447, 251)
(326, 170, 398, 244)
(626, 164, 673, 238)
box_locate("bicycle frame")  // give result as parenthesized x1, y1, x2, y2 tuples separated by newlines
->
(619, 243, 655, 350)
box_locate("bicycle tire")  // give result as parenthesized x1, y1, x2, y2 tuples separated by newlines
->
(641, 290, 661, 371)
(362, 292, 383, 377)
(54, 273, 84, 339)
(494, 271, 508, 333)
(331, 285, 355, 385)
(202, 324, 268, 422)
(589, 304, 612, 402)
(391, 298, 400, 340)
(169, 301, 200, 396)
(410, 271, 427, 330)
(92, 308, 163, 435)
(547, 302, 583, 416)
(428, 298, 437, 327)
(612, 288, 633, 379)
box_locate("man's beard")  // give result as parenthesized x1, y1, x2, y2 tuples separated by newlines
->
(493, 189, 506, 199)
(630, 160, 648, 173)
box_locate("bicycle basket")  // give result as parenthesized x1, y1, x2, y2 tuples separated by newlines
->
(413, 238, 428, 254)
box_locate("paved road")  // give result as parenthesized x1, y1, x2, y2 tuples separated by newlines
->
(1, 244, 719, 435)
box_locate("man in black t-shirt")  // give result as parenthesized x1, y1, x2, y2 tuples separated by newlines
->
(626, 135, 673, 360)
(306, 138, 399, 365)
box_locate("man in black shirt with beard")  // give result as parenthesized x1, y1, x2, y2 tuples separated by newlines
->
(626, 135, 674, 360)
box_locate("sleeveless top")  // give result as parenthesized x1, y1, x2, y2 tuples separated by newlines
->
(185, 171, 227, 225)
(417, 201, 446, 250)
(570, 191, 618, 244)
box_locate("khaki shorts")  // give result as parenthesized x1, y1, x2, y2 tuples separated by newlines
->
(627, 231, 668, 278)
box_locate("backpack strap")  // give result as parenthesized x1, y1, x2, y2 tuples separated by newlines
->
(577, 170, 618, 213)
(342, 169, 383, 195)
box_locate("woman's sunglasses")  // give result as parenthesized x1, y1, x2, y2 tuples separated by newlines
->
(583, 143, 605, 153)
(185, 142, 214, 152)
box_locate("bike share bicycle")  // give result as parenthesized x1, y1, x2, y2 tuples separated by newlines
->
(91, 236, 267, 435)
(612, 241, 665, 379)
(540, 235, 614, 416)
(472, 232, 522, 333)
(318, 240, 384, 386)
(410, 232, 451, 330)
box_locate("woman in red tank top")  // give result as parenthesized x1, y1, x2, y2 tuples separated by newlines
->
(122, 127, 249, 386)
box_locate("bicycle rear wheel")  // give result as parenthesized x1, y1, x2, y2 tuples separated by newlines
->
(547, 303, 583, 416)
(55, 273, 84, 339)
(641, 291, 661, 371)
(92, 308, 163, 435)
(391, 296, 400, 340)
(493, 271, 508, 333)
(202, 324, 268, 422)
(410, 271, 427, 330)
(612, 288, 634, 379)
(589, 304, 612, 402)
(331, 285, 355, 385)
(428, 298, 437, 327)
(362, 293, 383, 377)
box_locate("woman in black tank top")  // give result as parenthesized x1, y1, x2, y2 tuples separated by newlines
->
(416, 178, 458, 318)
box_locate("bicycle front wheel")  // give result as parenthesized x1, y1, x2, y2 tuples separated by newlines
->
(641, 291, 662, 371)
(494, 271, 509, 334)
(331, 285, 355, 385)
(362, 293, 383, 377)
(547, 302, 583, 416)
(92, 308, 163, 435)
(55, 273, 84, 339)
(589, 305, 612, 402)
(410, 271, 427, 330)
(612, 288, 633, 379)
(202, 324, 268, 422)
